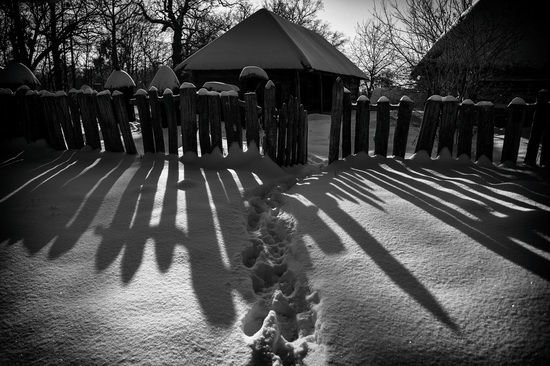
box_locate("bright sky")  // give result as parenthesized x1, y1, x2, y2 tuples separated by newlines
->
(249, 0, 379, 41)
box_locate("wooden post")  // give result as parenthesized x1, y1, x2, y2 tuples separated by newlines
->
(96, 90, 124, 152)
(501, 97, 526, 164)
(41, 92, 67, 150)
(208, 90, 223, 154)
(415, 95, 442, 156)
(162, 89, 179, 155)
(292, 98, 300, 165)
(342, 88, 352, 158)
(78, 89, 101, 150)
(374, 96, 390, 157)
(245, 92, 260, 150)
(328, 77, 344, 164)
(197, 88, 211, 155)
(112, 90, 137, 154)
(456, 100, 475, 159)
(286, 96, 295, 166)
(525, 90, 549, 165)
(392, 96, 413, 158)
(179, 83, 198, 154)
(264, 80, 277, 161)
(0, 89, 11, 141)
(221, 91, 234, 149)
(296, 103, 305, 164)
(221, 90, 241, 150)
(475, 101, 495, 162)
(148, 87, 165, 153)
(277, 103, 287, 165)
(437, 96, 459, 156)
(68, 89, 84, 149)
(134, 89, 155, 154)
(54, 91, 79, 149)
(24, 90, 40, 142)
(16, 86, 30, 141)
(300, 108, 308, 164)
(354, 95, 370, 155)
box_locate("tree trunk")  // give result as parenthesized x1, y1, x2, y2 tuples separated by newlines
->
(171, 26, 183, 69)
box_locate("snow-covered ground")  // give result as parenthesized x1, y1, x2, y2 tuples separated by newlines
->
(1, 113, 549, 365)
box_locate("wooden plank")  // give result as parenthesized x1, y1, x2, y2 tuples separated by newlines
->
(15, 86, 30, 141)
(208, 91, 223, 154)
(54, 91, 79, 149)
(179, 83, 198, 154)
(162, 88, 179, 155)
(456, 100, 475, 159)
(264, 80, 277, 161)
(68, 89, 85, 149)
(437, 96, 459, 156)
(78, 90, 101, 150)
(197, 88, 211, 155)
(501, 97, 526, 164)
(96, 90, 124, 152)
(148, 87, 165, 153)
(297, 103, 305, 164)
(392, 96, 413, 158)
(342, 88, 352, 158)
(300, 108, 308, 164)
(292, 98, 300, 165)
(374, 96, 390, 157)
(525, 90, 549, 165)
(41, 92, 66, 150)
(328, 77, 344, 164)
(112, 91, 137, 154)
(277, 103, 287, 165)
(245, 92, 260, 150)
(415, 95, 442, 157)
(354, 95, 370, 155)
(475, 101, 495, 162)
(134, 89, 155, 154)
(286, 96, 295, 166)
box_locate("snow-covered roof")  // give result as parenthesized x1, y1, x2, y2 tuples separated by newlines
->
(104, 69, 135, 89)
(175, 9, 366, 79)
(0, 62, 41, 89)
(149, 65, 180, 91)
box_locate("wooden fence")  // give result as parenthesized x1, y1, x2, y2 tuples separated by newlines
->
(329, 77, 550, 167)
(0, 81, 308, 166)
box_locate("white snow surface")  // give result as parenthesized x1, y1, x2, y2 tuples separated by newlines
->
(149, 65, 180, 92)
(1, 113, 549, 365)
(104, 70, 136, 89)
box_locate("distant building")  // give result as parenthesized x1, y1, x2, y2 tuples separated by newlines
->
(414, 0, 550, 104)
(175, 9, 366, 113)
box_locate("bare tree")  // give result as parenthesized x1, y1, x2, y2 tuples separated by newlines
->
(350, 19, 397, 98)
(263, 0, 346, 49)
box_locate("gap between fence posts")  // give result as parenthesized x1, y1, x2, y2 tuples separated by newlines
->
(180, 83, 198, 154)
(354, 95, 370, 155)
(374, 96, 390, 157)
(392, 96, 413, 158)
(501, 98, 526, 164)
(112, 91, 137, 154)
(525, 90, 549, 166)
(415, 95, 442, 157)
(456, 100, 475, 159)
(329, 77, 344, 164)
(475, 101, 495, 162)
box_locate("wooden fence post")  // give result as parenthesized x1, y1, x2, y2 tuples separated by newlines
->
(148, 87, 165, 153)
(300, 108, 308, 164)
(437, 96, 459, 156)
(16, 86, 30, 141)
(456, 100, 475, 159)
(292, 99, 300, 165)
(68, 89, 85, 149)
(297, 103, 305, 164)
(55, 91, 80, 149)
(179, 82, 197, 154)
(342, 88, 352, 158)
(277, 103, 287, 165)
(329, 77, 344, 164)
(112, 90, 137, 154)
(134, 89, 155, 154)
(354, 95, 370, 155)
(264, 80, 277, 161)
(162, 88, 179, 155)
(525, 90, 549, 166)
(374, 96, 390, 156)
(24, 90, 41, 142)
(475, 101, 495, 162)
(197, 88, 211, 155)
(501, 97, 526, 164)
(78, 89, 101, 150)
(0, 89, 11, 141)
(392, 96, 413, 158)
(245, 92, 260, 150)
(286, 96, 295, 166)
(96, 90, 124, 152)
(41, 91, 66, 150)
(208, 90, 223, 154)
(415, 95, 442, 156)
(221, 90, 242, 150)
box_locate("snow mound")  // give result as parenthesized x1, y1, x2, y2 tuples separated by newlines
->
(240, 66, 268, 80)
(104, 69, 135, 89)
(149, 65, 180, 91)
(0, 62, 41, 89)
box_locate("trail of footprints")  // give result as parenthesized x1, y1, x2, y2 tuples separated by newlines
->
(241, 185, 320, 365)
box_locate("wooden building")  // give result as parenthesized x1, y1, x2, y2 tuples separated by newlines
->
(174, 9, 366, 113)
